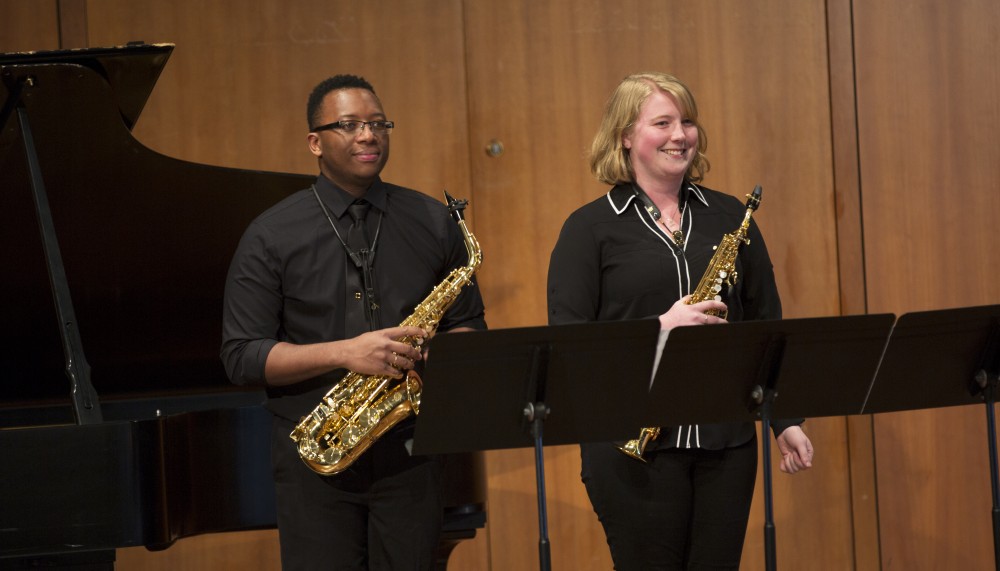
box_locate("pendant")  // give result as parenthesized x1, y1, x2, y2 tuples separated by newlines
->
(672, 230, 685, 247)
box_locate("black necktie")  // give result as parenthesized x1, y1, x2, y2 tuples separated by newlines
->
(346, 202, 371, 266)
(344, 201, 374, 337)
(344, 200, 381, 339)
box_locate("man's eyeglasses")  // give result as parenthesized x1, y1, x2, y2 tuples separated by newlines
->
(311, 120, 394, 135)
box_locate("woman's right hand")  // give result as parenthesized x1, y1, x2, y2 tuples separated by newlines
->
(657, 295, 728, 331)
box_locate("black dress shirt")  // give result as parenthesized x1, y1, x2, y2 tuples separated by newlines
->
(548, 181, 795, 450)
(221, 175, 486, 421)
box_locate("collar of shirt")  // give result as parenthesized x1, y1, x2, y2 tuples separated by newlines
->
(314, 174, 389, 219)
(606, 179, 709, 217)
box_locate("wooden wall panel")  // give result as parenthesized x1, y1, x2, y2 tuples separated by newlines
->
(462, 1, 848, 569)
(854, 0, 1000, 569)
(826, 0, 882, 568)
(0, 0, 60, 52)
(84, 0, 473, 199)
(464, 1, 841, 330)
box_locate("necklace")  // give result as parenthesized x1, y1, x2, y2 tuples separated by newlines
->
(632, 183, 686, 247)
(663, 211, 685, 247)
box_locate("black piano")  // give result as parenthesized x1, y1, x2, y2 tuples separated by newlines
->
(0, 43, 485, 570)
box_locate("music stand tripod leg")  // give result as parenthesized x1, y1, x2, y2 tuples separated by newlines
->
(975, 369, 1000, 571)
(750, 335, 785, 571)
(521, 344, 553, 571)
(755, 386, 778, 571)
(525, 402, 553, 571)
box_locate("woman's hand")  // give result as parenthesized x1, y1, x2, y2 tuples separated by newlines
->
(776, 425, 814, 474)
(657, 295, 728, 331)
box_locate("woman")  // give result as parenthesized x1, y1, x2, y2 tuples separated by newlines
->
(547, 72, 814, 570)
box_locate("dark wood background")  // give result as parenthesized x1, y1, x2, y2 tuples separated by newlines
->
(3, 0, 998, 568)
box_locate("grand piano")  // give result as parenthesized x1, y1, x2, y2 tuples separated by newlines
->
(0, 43, 485, 569)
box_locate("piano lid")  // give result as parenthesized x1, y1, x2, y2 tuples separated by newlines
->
(0, 42, 174, 131)
(0, 44, 312, 414)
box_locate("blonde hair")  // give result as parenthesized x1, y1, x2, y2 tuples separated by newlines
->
(589, 72, 710, 185)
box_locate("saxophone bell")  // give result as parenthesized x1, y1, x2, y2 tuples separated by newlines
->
(619, 427, 661, 461)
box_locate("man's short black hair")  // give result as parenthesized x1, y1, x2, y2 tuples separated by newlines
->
(307, 74, 377, 129)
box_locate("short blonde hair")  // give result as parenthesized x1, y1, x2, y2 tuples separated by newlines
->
(589, 72, 710, 185)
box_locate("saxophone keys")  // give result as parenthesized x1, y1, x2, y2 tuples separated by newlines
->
(320, 448, 343, 465)
(356, 408, 381, 429)
(298, 439, 320, 456)
(343, 425, 362, 446)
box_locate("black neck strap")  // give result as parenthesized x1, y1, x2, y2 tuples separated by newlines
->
(631, 183, 687, 248)
(631, 183, 663, 221)
(312, 184, 384, 330)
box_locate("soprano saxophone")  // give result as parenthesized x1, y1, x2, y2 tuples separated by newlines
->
(290, 191, 483, 475)
(620, 185, 762, 461)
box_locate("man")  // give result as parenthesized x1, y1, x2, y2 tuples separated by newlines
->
(221, 74, 486, 570)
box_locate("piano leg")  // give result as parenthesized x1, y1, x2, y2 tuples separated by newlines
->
(435, 452, 488, 570)
(435, 528, 478, 571)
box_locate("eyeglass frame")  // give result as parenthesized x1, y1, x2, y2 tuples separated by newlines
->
(310, 120, 395, 135)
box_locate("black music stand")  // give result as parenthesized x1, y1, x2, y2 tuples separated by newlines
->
(861, 304, 1000, 570)
(641, 313, 896, 571)
(412, 319, 661, 571)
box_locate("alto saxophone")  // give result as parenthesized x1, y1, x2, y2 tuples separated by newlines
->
(620, 185, 763, 461)
(290, 191, 483, 475)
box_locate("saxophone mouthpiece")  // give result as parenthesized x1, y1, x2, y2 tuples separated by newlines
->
(746, 185, 762, 211)
(443, 190, 469, 221)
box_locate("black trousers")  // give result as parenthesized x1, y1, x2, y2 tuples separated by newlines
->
(271, 416, 443, 571)
(581, 435, 758, 571)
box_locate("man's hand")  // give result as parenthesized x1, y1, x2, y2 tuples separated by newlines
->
(341, 326, 427, 377)
(264, 326, 427, 386)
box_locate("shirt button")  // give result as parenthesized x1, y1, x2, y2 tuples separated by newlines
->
(354, 292, 362, 300)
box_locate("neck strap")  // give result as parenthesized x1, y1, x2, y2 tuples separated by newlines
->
(312, 184, 384, 330)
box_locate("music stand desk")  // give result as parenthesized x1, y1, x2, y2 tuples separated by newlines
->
(642, 313, 895, 571)
(862, 304, 1000, 569)
(413, 319, 660, 570)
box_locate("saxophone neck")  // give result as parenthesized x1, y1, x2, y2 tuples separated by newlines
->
(458, 219, 483, 271)
(736, 185, 763, 238)
(443, 190, 482, 271)
(738, 207, 754, 234)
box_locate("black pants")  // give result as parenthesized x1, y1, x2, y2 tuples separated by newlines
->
(271, 416, 443, 571)
(581, 435, 758, 571)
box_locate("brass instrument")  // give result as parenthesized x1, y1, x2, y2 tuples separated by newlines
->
(620, 185, 763, 461)
(290, 191, 483, 475)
